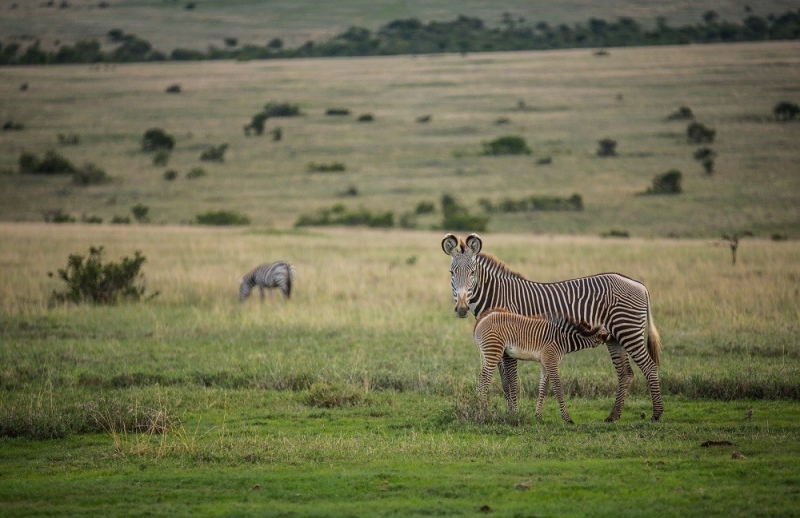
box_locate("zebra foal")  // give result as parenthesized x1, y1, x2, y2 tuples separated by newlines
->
(474, 308, 609, 423)
(239, 261, 295, 301)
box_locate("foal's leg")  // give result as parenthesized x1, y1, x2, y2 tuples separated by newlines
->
(544, 351, 573, 424)
(535, 366, 549, 421)
(500, 355, 519, 412)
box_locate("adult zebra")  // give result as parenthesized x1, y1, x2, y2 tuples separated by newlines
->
(239, 261, 295, 301)
(442, 233, 663, 422)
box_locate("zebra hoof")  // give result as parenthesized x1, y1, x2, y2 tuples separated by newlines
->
(604, 415, 619, 423)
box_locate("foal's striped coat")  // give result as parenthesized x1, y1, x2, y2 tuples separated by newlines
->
(473, 307, 610, 423)
(239, 261, 295, 301)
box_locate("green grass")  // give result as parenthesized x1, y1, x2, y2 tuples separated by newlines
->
(1, 42, 799, 237)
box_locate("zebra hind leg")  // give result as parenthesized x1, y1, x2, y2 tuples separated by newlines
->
(605, 343, 634, 422)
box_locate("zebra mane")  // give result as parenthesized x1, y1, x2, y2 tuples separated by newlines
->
(477, 252, 528, 280)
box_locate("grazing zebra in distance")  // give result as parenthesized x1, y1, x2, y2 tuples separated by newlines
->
(239, 261, 295, 301)
(442, 233, 663, 422)
(474, 307, 610, 423)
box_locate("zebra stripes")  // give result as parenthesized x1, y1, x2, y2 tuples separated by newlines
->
(443, 233, 663, 422)
(239, 261, 295, 301)
(474, 308, 610, 423)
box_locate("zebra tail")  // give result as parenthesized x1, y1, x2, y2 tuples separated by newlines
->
(647, 305, 662, 367)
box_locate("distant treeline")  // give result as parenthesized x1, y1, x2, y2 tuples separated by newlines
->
(2, 10, 800, 66)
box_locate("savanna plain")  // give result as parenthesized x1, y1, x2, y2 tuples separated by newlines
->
(1, 38, 800, 516)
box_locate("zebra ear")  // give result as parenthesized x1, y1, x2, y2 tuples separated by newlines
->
(442, 233, 460, 256)
(465, 234, 482, 256)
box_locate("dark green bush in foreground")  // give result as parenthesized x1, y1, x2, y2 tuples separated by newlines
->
(48, 246, 155, 305)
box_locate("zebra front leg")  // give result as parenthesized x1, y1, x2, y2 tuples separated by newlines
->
(605, 343, 634, 422)
(500, 355, 519, 413)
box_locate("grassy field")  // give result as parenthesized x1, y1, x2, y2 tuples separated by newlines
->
(1, 224, 798, 515)
(1, 41, 799, 238)
(3, 0, 798, 53)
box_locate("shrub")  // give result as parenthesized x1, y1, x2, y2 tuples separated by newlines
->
(163, 169, 178, 181)
(263, 102, 301, 118)
(165, 83, 181, 93)
(72, 163, 109, 185)
(200, 143, 228, 162)
(441, 193, 489, 232)
(224, 37, 238, 47)
(57, 133, 80, 145)
(340, 185, 358, 196)
(271, 127, 282, 141)
(602, 229, 630, 238)
(687, 122, 715, 144)
(416, 114, 431, 123)
(295, 204, 394, 228)
(153, 149, 170, 166)
(645, 169, 682, 195)
(48, 246, 155, 305)
(82, 214, 103, 224)
(693, 147, 717, 175)
(111, 215, 131, 224)
(196, 210, 251, 226)
(42, 209, 75, 223)
(186, 167, 206, 179)
(596, 138, 617, 157)
(415, 201, 435, 214)
(3, 120, 24, 131)
(482, 135, 531, 156)
(131, 203, 149, 223)
(141, 128, 175, 152)
(244, 113, 268, 136)
(667, 106, 694, 120)
(357, 113, 374, 122)
(307, 162, 346, 173)
(491, 194, 583, 212)
(773, 101, 800, 121)
(19, 150, 76, 175)
(325, 108, 350, 116)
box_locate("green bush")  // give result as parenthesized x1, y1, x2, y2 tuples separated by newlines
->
(596, 138, 617, 157)
(357, 113, 374, 122)
(186, 167, 206, 179)
(667, 106, 694, 120)
(72, 163, 109, 185)
(490, 194, 583, 212)
(141, 128, 175, 152)
(57, 133, 80, 145)
(165, 83, 181, 93)
(325, 108, 350, 116)
(43, 209, 75, 223)
(131, 203, 149, 223)
(482, 135, 531, 156)
(687, 122, 715, 144)
(307, 162, 346, 173)
(295, 204, 394, 228)
(163, 169, 178, 181)
(153, 150, 170, 166)
(200, 143, 228, 162)
(19, 150, 76, 175)
(441, 193, 489, 232)
(196, 210, 251, 226)
(773, 101, 799, 121)
(111, 215, 131, 224)
(415, 201, 435, 214)
(48, 246, 155, 305)
(645, 169, 682, 195)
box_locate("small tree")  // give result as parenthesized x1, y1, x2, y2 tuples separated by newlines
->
(131, 203, 149, 223)
(687, 122, 715, 144)
(721, 234, 740, 265)
(141, 128, 175, 152)
(49, 246, 155, 305)
(200, 143, 228, 162)
(645, 169, 682, 195)
(596, 138, 617, 157)
(773, 101, 800, 122)
(441, 193, 489, 232)
(693, 147, 717, 175)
